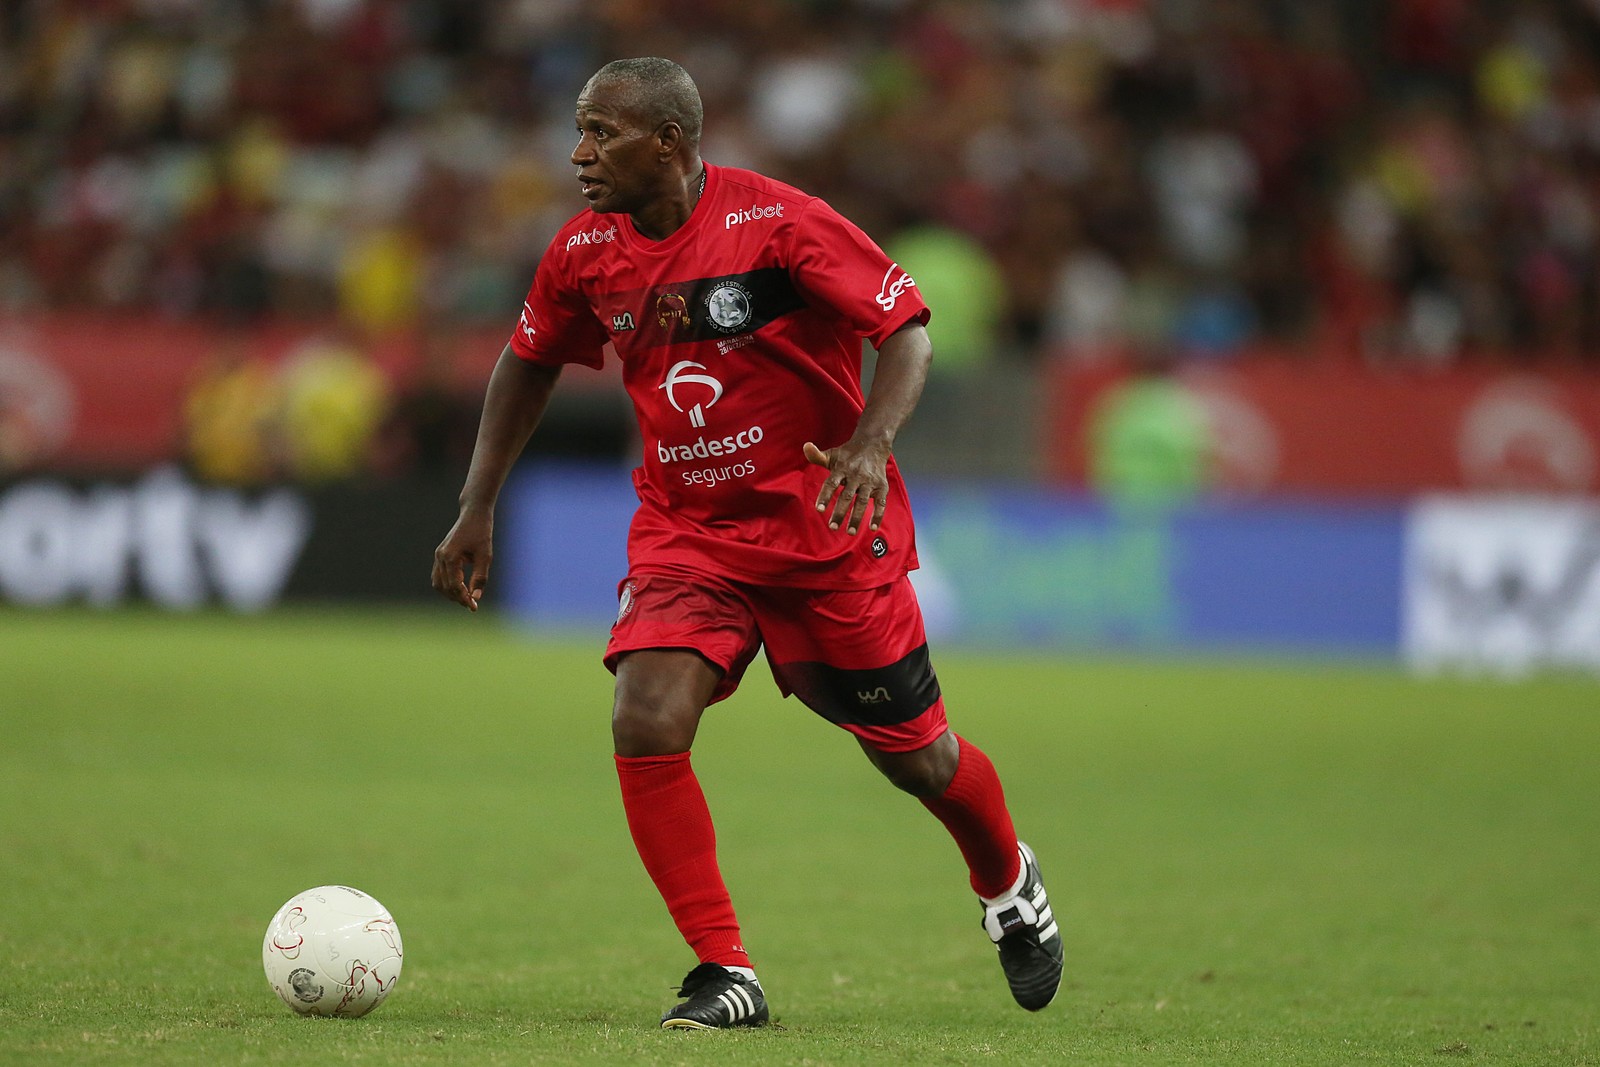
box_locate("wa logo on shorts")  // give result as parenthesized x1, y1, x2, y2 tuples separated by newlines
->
(659, 360, 724, 428)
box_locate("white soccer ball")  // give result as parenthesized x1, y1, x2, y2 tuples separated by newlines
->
(262, 885, 403, 1017)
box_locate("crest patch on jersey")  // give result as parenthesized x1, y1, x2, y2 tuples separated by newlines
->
(624, 269, 805, 352)
(705, 280, 754, 333)
(656, 292, 690, 328)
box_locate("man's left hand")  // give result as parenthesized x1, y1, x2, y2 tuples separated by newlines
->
(804, 439, 890, 535)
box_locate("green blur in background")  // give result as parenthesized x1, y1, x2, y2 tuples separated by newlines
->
(2, 608, 1596, 1066)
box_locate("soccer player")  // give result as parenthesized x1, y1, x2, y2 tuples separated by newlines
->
(431, 56, 1061, 1029)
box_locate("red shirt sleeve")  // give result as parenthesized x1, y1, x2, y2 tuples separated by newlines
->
(786, 199, 930, 348)
(507, 241, 608, 369)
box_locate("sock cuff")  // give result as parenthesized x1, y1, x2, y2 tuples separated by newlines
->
(614, 751, 692, 770)
(978, 847, 1029, 905)
(940, 733, 990, 801)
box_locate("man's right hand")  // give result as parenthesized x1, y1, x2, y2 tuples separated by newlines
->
(432, 507, 494, 612)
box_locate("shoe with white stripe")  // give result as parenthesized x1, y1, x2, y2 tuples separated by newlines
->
(982, 841, 1063, 1011)
(660, 963, 769, 1029)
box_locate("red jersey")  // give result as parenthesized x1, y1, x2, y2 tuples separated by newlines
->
(509, 164, 929, 589)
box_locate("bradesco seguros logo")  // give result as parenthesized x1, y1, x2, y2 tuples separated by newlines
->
(654, 360, 765, 465)
(658, 360, 723, 428)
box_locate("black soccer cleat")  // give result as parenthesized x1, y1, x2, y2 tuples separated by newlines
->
(660, 963, 769, 1029)
(982, 841, 1063, 1011)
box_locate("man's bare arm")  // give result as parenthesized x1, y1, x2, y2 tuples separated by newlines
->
(804, 321, 933, 535)
(431, 346, 561, 610)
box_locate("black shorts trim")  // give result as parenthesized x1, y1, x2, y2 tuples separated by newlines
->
(772, 643, 941, 728)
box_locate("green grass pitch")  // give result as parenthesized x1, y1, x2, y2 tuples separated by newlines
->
(2, 606, 1596, 1066)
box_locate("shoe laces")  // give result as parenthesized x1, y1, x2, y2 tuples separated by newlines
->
(676, 962, 738, 997)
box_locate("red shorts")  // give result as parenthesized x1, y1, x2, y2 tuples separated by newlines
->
(604, 571, 948, 752)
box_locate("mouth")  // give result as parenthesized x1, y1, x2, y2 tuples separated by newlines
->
(578, 175, 604, 200)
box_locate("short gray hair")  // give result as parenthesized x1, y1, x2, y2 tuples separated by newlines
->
(587, 57, 703, 147)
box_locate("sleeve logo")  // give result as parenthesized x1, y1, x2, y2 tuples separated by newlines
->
(875, 265, 916, 312)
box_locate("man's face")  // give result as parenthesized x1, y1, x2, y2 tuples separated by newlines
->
(571, 78, 662, 216)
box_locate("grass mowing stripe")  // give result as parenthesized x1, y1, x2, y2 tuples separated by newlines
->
(2, 607, 1595, 1065)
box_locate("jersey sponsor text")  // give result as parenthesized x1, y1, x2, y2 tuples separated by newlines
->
(725, 202, 785, 229)
(656, 425, 765, 464)
(565, 226, 617, 251)
(681, 460, 757, 487)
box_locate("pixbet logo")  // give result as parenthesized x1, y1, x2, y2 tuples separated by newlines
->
(725, 202, 784, 229)
(875, 264, 916, 312)
(565, 225, 617, 251)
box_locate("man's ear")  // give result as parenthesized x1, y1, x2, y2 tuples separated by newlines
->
(657, 120, 684, 162)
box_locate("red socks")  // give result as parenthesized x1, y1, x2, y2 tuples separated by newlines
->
(614, 752, 751, 969)
(616, 736, 1018, 968)
(919, 735, 1023, 899)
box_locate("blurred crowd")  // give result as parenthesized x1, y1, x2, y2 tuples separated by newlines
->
(4, 0, 1600, 376)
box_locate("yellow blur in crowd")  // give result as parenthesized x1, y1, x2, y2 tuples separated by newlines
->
(184, 336, 388, 486)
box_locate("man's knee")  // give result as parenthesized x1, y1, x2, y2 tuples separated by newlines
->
(861, 730, 959, 797)
(611, 689, 698, 756)
(611, 650, 720, 757)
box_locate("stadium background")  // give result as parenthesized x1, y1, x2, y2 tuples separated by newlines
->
(2, 0, 1599, 670)
(3, 5, 1599, 1064)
